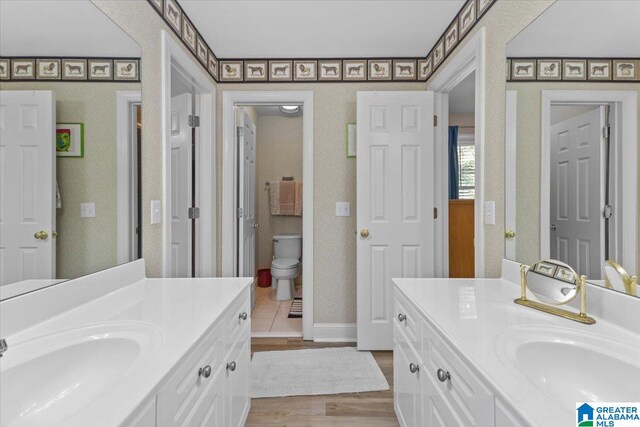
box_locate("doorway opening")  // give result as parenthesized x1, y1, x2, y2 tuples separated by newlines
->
(222, 91, 314, 340)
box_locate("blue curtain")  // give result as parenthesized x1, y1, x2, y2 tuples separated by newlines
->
(448, 126, 459, 199)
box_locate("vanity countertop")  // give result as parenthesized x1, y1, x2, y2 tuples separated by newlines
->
(1, 274, 253, 427)
(393, 276, 640, 426)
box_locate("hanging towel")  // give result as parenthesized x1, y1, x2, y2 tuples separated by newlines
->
(270, 181, 281, 215)
(56, 180, 62, 209)
(294, 181, 303, 216)
(279, 181, 296, 215)
(269, 181, 303, 216)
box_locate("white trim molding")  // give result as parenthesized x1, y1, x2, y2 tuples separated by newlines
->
(313, 323, 357, 343)
(161, 30, 216, 278)
(428, 28, 486, 278)
(222, 90, 314, 340)
(504, 91, 517, 260)
(116, 90, 141, 264)
(540, 90, 637, 274)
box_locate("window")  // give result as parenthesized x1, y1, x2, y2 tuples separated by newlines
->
(457, 137, 475, 199)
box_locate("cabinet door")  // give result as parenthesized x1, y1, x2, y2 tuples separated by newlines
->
(225, 326, 251, 427)
(422, 366, 465, 427)
(394, 327, 421, 427)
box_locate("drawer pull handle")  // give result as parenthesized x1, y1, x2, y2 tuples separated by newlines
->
(198, 365, 212, 379)
(239, 312, 248, 321)
(397, 313, 407, 322)
(409, 363, 419, 374)
(436, 368, 451, 382)
(227, 361, 237, 372)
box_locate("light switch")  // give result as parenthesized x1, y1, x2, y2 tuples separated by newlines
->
(151, 200, 162, 224)
(336, 202, 351, 217)
(80, 203, 95, 218)
(484, 201, 495, 225)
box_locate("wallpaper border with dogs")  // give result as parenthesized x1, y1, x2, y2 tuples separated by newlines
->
(0, 57, 141, 83)
(507, 58, 640, 83)
(145, 0, 497, 83)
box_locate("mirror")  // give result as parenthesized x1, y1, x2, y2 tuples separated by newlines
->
(0, 1, 142, 299)
(526, 260, 578, 305)
(504, 0, 640, 298)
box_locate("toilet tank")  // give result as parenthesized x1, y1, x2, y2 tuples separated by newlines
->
(273, 234, 302, 259)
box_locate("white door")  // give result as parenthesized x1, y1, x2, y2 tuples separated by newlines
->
(550, 106, 604, 279)
(170, 93, 192, 277)
(0, 91, 56, 286)
(357, 91, 435, 350)
(237, 109, 256, 281)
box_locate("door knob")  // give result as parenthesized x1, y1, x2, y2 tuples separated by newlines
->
(504, 230, 516, 239)
(550, 224, 557, 231)
(34, 230, 48, 240)
(254, 223, 260, 228)
(360, 229, 370, 238)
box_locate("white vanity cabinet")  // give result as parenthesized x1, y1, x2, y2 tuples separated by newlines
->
(155, 287, 251, 427)
(394, 288, 517, 427)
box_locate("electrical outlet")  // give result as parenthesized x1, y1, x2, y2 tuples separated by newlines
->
(80, 203, 96, 218)
(335, 202, 351, 217)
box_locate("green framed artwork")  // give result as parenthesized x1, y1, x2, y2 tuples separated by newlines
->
(346, 123, 356, 158)
(56, 123, 84, 157)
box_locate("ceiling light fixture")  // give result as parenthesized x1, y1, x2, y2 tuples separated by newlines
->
(280, 105, 300, 114)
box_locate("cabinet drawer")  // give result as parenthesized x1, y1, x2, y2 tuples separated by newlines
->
(225, 322, 251, 427)
(395, 291, 422, 357)
(157, 321, 224, 427)
(421, 319, 494, 426)
(394, 324, 423, 427)
(225, 288, 251, 355)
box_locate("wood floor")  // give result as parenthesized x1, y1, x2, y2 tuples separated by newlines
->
(246, 338, 399, 427)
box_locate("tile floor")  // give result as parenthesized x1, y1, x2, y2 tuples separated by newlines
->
(251, 284, 302, 336)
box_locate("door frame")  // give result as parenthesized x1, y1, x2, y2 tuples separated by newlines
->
(540, 90, 637, 274)
(504, 90, 517, 260)
(428, 28, 486, 278)
(222, 91, 314, 340)
(161, 30, 216, 277)
(116, 90, 141, 264)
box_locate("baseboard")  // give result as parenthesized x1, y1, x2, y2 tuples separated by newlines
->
(313, 323, 357, 342)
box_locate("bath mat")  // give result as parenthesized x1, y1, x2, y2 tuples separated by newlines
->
(288, 297, 303, 318)
(250, 347, 389, 398)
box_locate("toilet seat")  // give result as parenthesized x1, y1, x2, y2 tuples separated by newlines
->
(271, 258, 299, 270)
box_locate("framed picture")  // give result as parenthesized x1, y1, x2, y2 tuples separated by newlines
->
(432, 38, 445, 67)
(62, 59, 87, 80)
(318, 60, 341, 81)
(196, 37, 208, 66)
(393, 60, 417, 80)
(555, 267, 575, 283)
(164, 0, 182, 35)
(346, 124, 356, 158)
(588, 60, 612, 80)
(368, 59, 391, 80)
(613, 60, 636, 80)
(459, 0, 476, 38)
(0, 58, 9, 80)
(56, 123, 84, 157)
(563, 59, 586, 80)
(36, 59, 61, 80)
(182, 15, 197, 53)
(88, 59, 113, 80)
(534, 261, 557, 277)
(444, 21, 459, 55)
(207, 52, 218, 80)
(511, 59, 535, 80)
(269, 60, 292, 81)
(220, 61, 243, 81)
(294, 60, 317, 81)
(11, 59, 35, 79)
(418, 56, 433, 81)
(114, 60, 139, 80)
(343, 60, 366, 81)
(537, 59, 561, 80)
(244, 61, 267, 81)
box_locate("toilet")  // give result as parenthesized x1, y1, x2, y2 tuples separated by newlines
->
(271, 234, 302, 301)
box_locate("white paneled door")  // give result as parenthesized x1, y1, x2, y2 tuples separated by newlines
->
(0, 91, 56, 285)
(550, 106, 605, 279)
(170, 93, 192, 277)
(357, 91, 435, 350)
(237, 109, 257, 284)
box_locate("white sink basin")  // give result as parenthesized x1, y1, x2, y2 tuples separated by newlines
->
(1, 322, 162, 427)
(494, 325, 640, 409)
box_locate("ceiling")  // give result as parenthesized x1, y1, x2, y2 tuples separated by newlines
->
(0, 0, 140, 57)
(449, 72, 475, 115)
(507, 0, 640, 57)
(179, 0, 464, 58)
